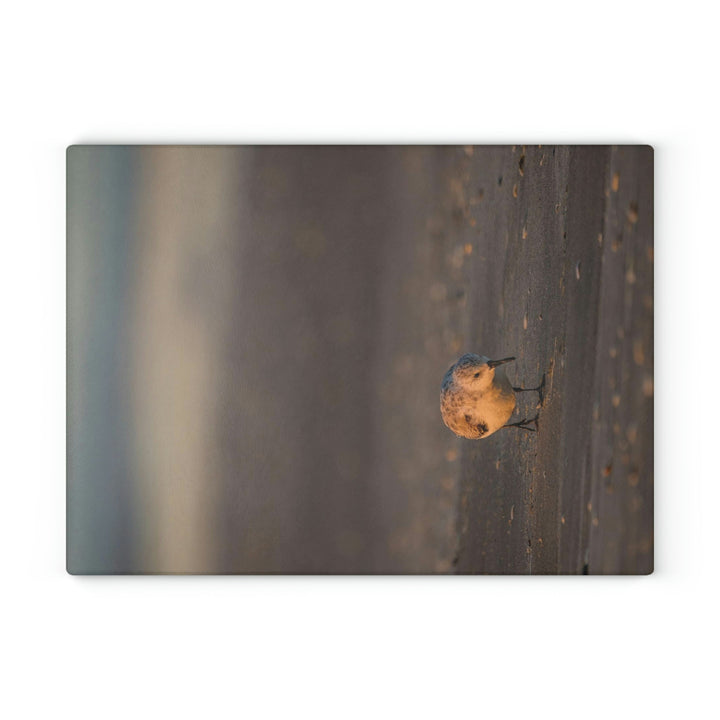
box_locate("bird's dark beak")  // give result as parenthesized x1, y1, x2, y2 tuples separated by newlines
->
(487, 356, 515, 368)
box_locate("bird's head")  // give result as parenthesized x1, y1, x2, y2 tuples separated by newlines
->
(448, 353, 515, 390)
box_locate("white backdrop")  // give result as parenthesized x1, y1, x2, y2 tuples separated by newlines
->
(1, 1, 716, 718)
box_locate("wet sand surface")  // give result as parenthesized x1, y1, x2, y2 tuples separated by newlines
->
(451, 146, 653, 574)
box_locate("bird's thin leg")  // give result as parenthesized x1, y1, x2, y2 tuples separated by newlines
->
(503, 414, 539, 432)
(512, 373, 546, 405)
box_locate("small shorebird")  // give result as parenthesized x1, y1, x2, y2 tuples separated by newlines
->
(440, 353, 544, 439)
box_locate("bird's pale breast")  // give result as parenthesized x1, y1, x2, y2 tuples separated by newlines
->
(441, 371, 516, 439)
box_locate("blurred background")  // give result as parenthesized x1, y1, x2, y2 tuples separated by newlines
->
(67, 145, 653, 574)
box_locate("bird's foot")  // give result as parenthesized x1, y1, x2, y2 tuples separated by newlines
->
(503, 414, 539, 432)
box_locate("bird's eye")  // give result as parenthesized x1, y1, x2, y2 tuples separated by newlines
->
(474, 372, 480, 378)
